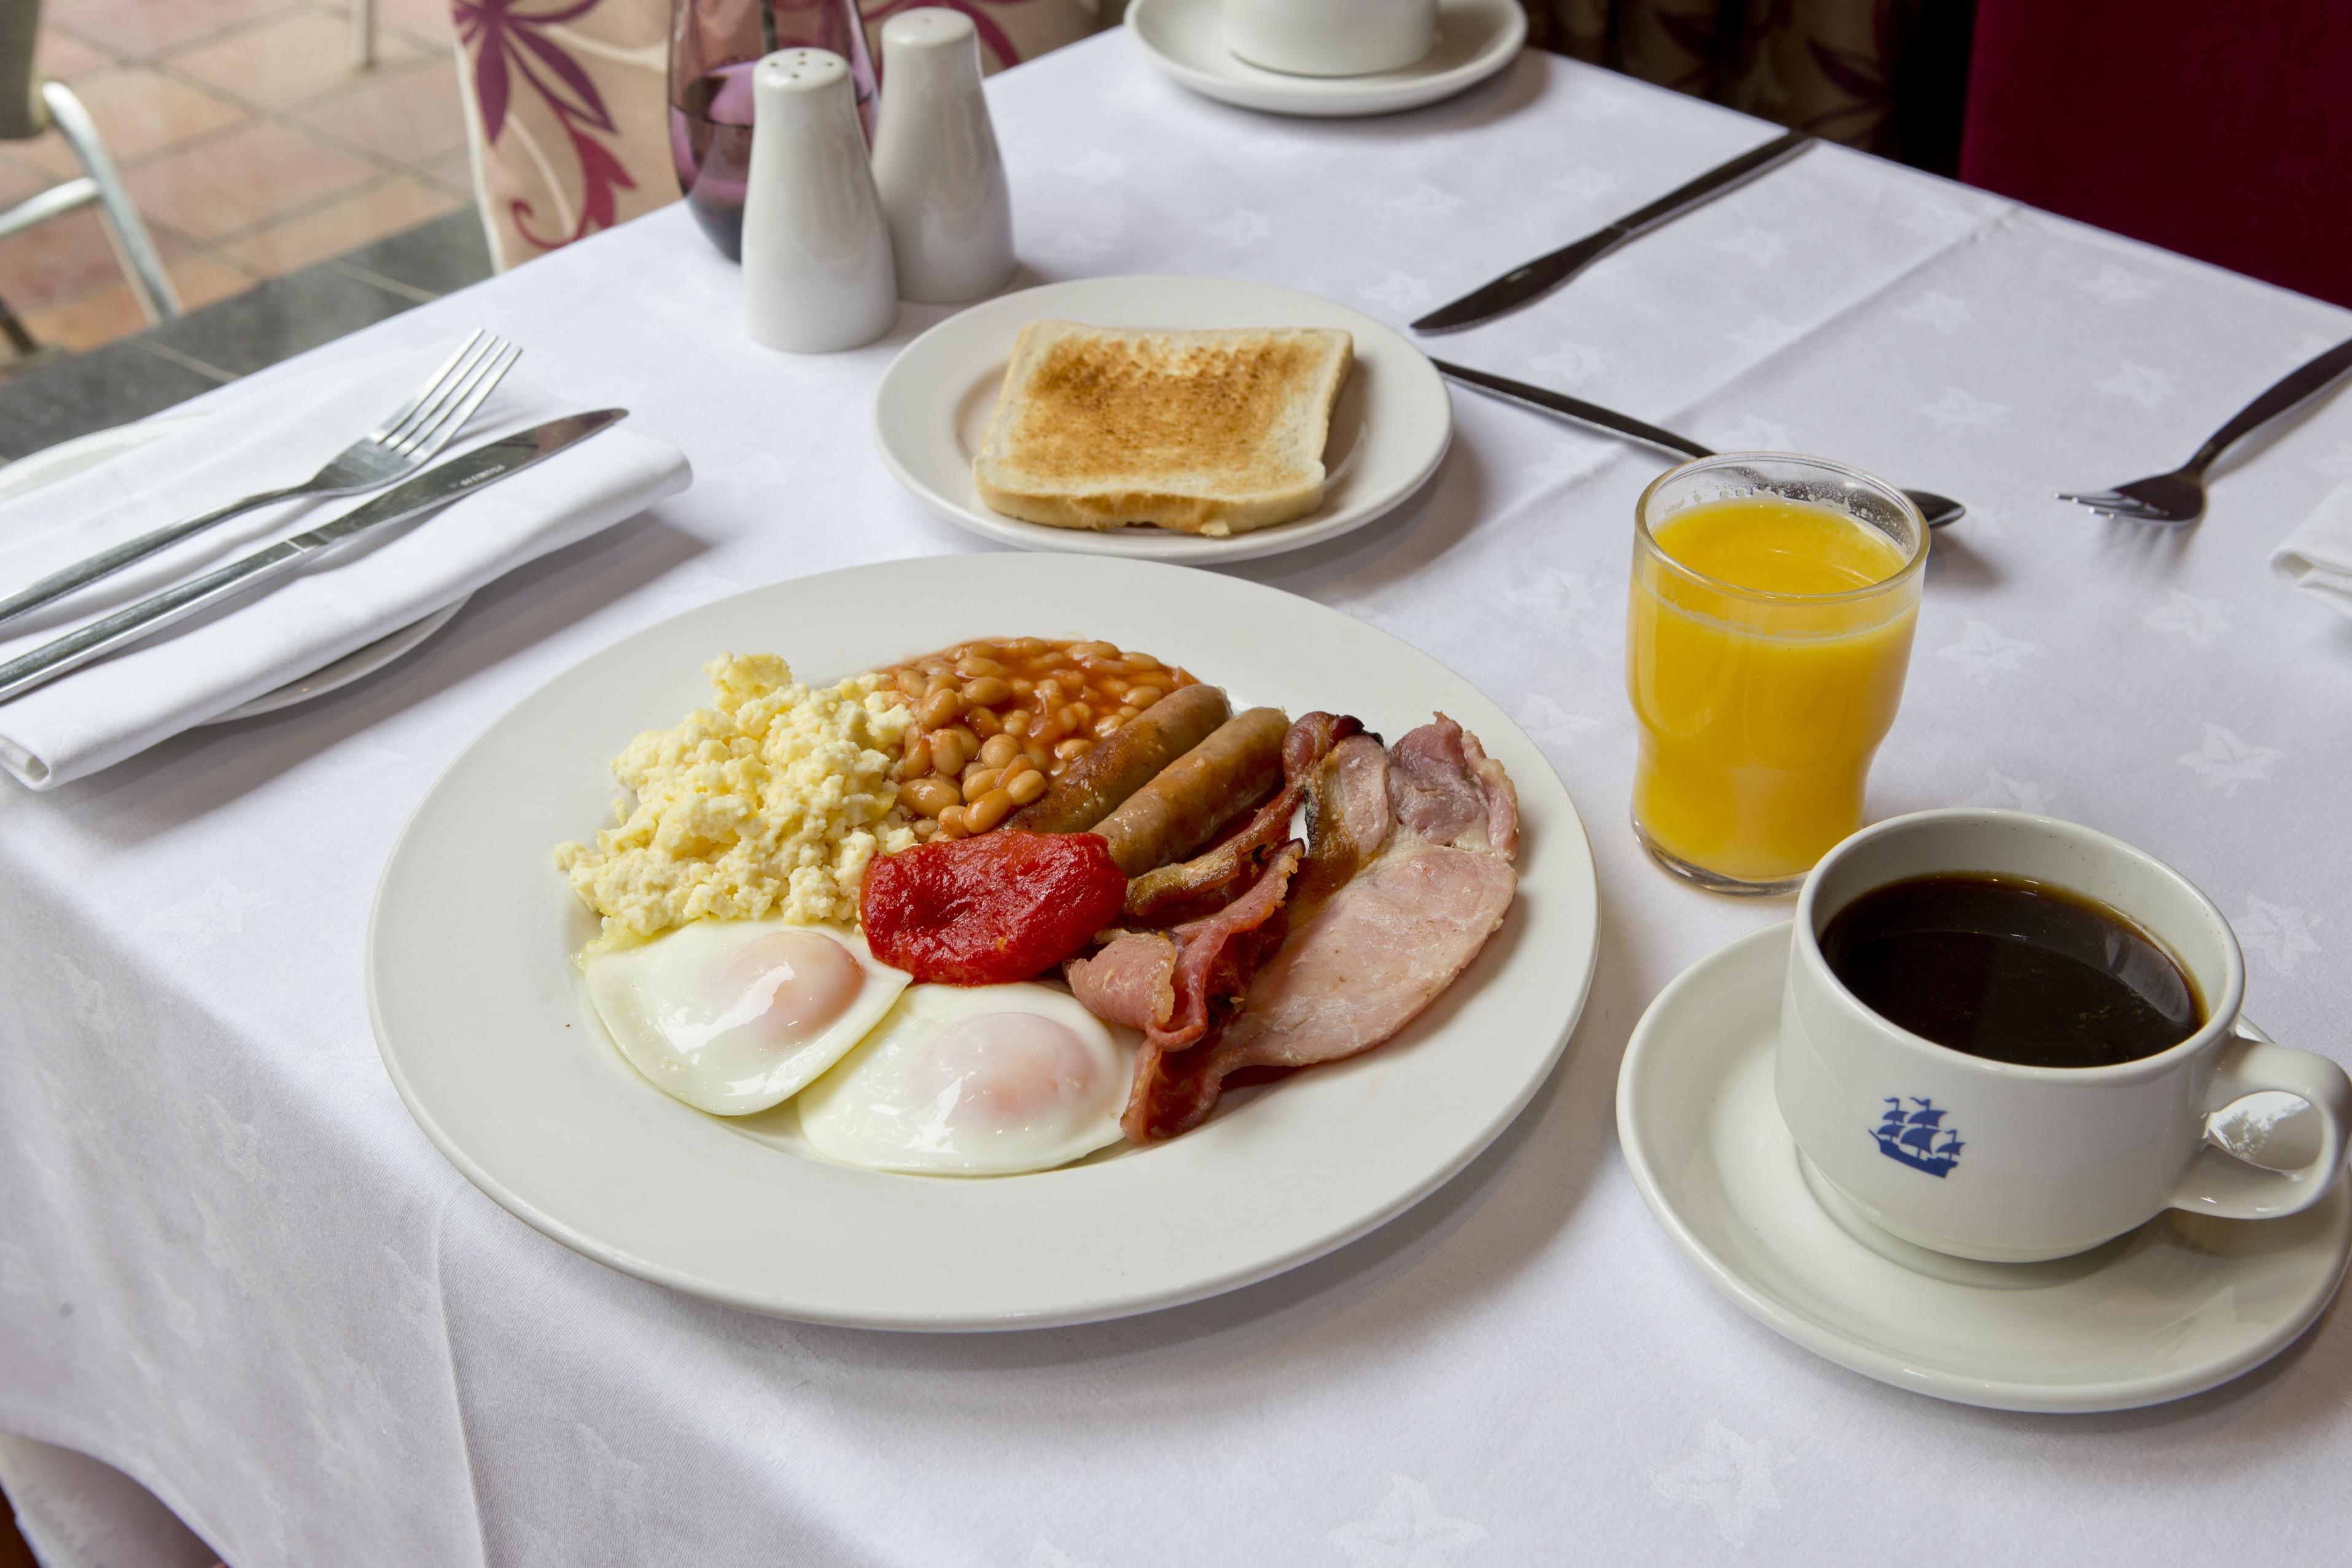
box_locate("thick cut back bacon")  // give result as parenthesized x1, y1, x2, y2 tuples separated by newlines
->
(1117, 718, 1520, 1141)
(1288, 732, 1390, 923)
(1067, 843, 1301, 1141)
(1212, 716, 1517, 1082)
(1210, 837, 1514, 1074)
(1062, 930, 1178, 1036)
(1073, 713, 1521, 1145)
(1457, 724, 1519, 859)
(1390, 713, 1516, 855)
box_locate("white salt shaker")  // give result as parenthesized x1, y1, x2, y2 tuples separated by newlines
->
(742, 48, 898, 353)
(870, 8, 1016, 305)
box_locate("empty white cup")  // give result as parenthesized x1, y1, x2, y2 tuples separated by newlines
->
(1225, 0, 1437, 77)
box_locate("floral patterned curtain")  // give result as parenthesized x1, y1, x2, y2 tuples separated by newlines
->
(1520, 0, 1976, 172)
(454, 0, 1104, 270)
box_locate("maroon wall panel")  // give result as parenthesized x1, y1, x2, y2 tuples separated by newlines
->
(1960, 0, 2352, 308)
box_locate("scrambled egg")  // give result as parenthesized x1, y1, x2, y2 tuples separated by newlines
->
(556, 653, 916, 943)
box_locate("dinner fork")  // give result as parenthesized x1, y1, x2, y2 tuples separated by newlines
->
(0, 329, 522, 629)
(2057, 333, 2352, 526)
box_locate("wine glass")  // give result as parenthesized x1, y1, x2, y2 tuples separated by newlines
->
(669, 0, 879, 260)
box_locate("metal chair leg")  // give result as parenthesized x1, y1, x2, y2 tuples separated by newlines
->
(39, 80, 181, 322)
(0, 176, 98, 243)
(352, 0, 375, 67)
(0, 293, 41, 358)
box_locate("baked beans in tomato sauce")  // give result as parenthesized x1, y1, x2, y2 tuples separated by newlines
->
(876, 638, 1196, 840)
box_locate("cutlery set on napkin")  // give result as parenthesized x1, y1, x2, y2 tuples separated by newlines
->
(0, 336, 690, 789)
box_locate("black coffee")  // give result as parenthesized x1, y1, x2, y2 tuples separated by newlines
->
(1819, 874, 2201, 1069)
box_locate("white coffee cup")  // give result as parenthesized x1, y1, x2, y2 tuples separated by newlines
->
(1225, 0, 1437, 77)
(1776, 808, 2352, 1263)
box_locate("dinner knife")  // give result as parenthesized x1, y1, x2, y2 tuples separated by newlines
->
(0, 409, 625, 707)
(1433, 359, 1965, 528)
(1412, 129, 1814, 333)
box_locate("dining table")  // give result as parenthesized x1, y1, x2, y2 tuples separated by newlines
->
(5, 28, 2351, 1568)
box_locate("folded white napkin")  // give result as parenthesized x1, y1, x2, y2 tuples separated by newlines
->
(2271, 481, 2352, 618)
(0, 340, 691, 789)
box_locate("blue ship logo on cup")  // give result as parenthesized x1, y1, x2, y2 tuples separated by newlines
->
(1874, 1097, 1963, 1177)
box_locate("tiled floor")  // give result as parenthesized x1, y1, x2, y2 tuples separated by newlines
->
(0, 0, 475, 362)
(0, 206, 493, 459)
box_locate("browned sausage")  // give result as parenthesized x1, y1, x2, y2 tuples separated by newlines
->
(1005, 682, 1231, 834)
(1092, 707, 1291, 875)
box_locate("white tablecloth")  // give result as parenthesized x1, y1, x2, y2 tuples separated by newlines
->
(6, 33, 2352, 1568)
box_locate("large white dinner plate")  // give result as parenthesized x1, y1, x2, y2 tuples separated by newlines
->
(1128, 0, 1527, 119)
(870, 276, 1452, 566)
(369, 554, 1596, 1329)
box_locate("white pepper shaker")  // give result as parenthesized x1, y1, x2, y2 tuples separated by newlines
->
(870, 9, 1016, 305)
(741, 47, 898, 353)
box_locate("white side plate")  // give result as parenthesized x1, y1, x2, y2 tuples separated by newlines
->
(369, 553, 1598, 1330)
(1616, 923, 2352, 1412)
(870, 275, 1452, 565)
(0, 415, 207, 503)
(0, 416, 468, 723)
(1128, 0, 1526, 119)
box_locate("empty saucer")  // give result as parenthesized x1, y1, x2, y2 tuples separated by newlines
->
(1126, 0, 1527, 119)
(1616, 922, 2352, 1413)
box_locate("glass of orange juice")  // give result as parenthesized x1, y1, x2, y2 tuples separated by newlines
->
(1626, 453, 1927, 895)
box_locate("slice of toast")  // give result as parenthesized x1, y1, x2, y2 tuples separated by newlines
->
(972, 321, 1353, 537)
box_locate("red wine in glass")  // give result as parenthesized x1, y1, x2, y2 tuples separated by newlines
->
(669, 0, 878, 261)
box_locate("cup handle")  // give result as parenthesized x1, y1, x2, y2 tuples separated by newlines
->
(2167, 1023, 2352, 1221)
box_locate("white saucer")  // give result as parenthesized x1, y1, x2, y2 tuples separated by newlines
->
(870, 274, 1451, 565)
(1616, 922, 2352, 1413)
(0, 416, 467, 723)
(1128, 0, 1527, 118)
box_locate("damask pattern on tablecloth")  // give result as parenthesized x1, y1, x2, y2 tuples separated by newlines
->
(1530, 340, 1607, 386)
(1325, 1475, 1489, 1565)
(1653, 1421, 1791, 1548)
